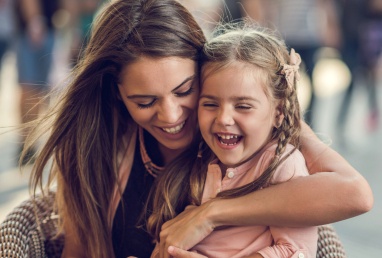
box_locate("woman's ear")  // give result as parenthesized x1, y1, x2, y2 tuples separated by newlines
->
(274, 104, 284, 128)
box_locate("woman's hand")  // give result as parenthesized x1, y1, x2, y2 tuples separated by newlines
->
(158, 204, 215, 258)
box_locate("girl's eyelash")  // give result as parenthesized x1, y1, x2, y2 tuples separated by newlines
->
(237, 105, 251, 109)
(175, 86, 195, 97)
(202, 103, 217, 107)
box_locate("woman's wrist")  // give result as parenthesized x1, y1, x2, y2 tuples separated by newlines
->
(203, 197, 243, 228)
(202, 198, 221, 229)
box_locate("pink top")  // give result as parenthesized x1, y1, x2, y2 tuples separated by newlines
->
(190, 142, 317, 258)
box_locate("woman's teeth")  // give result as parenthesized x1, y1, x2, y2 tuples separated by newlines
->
(162, 121, 185, 134)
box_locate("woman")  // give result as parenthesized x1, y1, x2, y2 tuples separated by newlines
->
(22, 0, 373, 257)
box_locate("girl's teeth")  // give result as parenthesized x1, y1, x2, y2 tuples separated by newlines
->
(217, 134, 241, 145)
(217, 134, 239, 139)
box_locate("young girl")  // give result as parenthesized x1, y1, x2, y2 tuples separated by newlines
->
(149, 25, 319, 257)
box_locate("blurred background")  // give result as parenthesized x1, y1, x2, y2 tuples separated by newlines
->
(0, 0, 381, 257)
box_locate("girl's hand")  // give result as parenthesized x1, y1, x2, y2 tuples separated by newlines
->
(167, 246, 207, 258)
(158, 204, 215, 258)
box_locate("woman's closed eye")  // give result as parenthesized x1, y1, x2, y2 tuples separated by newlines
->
(174, 85, 195, 97)
(137, 98, 158, 109)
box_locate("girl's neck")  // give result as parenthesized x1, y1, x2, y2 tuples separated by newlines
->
(217, 140, 272, 176)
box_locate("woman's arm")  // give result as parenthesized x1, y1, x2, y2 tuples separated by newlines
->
(166, 246, 263, 258)
(157, 121, 373, 255)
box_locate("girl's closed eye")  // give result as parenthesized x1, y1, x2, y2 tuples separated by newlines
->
(199, 100, 218, 108)
(236, 103, 252, 110)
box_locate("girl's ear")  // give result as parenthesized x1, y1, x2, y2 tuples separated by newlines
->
(274, 104, 284, 128)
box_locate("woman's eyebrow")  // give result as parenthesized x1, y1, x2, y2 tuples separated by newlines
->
(171, 75, 196, 92)
(126, 75, 196, 99)
(126, 94, 156, 99)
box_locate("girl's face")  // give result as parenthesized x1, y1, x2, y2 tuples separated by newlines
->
(118, 56, 199, 158)
(198, 62, 279, 168)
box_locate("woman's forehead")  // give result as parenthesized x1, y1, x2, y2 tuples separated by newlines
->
(119, 56, 197, 92)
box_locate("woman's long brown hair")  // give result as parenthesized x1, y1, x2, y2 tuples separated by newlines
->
(25, 0, 205, 257)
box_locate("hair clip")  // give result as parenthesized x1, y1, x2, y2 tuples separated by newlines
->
(280, 48, 301, 88)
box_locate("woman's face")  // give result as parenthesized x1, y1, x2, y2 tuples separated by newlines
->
(118, 56, 199, 156)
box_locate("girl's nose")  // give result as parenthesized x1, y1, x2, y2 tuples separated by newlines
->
(215, 107, 234, 126)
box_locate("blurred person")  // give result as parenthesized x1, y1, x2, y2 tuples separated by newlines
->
(218, 0, 267, 27)
(335, 0, 364, 134)
(178, 0, 223, 39)
(66, 0, 105, 67)
(336, 0, 381, 135)
(359, 0, 381, 131)
(220, 0, 244, 23)
(0, 0, 15, 79)
(14, 0, 61, 164)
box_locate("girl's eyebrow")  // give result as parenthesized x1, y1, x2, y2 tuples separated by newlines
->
(199, 94, 261, 103)
(199, 94, 217, 100)
(126, 75, 196, 99)
(234, 96, 260, 102)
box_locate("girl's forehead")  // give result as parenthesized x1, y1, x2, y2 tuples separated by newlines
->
(201, 61, 275, 100)
(202, 61, 267, 82)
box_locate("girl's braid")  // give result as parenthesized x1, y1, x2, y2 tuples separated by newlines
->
(274, 58, 302, 162)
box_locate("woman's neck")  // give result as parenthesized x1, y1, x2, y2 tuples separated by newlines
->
(158, 144, 187, 165)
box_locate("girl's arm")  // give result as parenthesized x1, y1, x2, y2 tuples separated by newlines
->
(157, 121, 373, 256)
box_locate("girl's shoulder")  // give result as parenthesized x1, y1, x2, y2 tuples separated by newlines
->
(262, 142, 309, 185)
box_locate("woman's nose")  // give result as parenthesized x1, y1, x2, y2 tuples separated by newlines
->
(157, 98, 182, 124)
